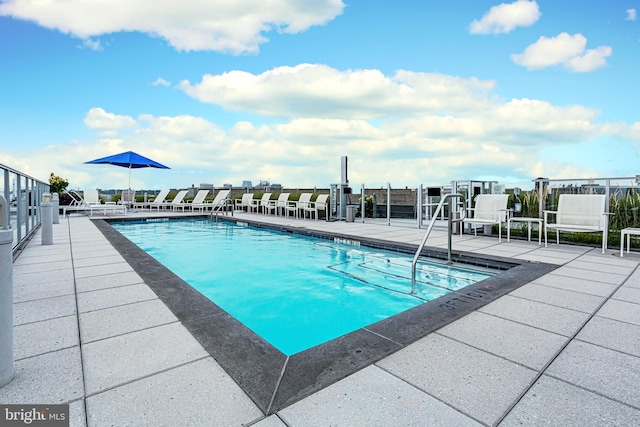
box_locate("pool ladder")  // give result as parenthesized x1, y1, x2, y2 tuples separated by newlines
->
(411, 193, 465, 294)
(210, 199, 233, 221)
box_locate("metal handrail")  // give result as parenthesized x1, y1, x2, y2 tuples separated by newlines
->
(411, 193, 465, 294)
(211, 198, 233, 221)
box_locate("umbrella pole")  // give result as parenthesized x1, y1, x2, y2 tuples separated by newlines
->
(128, 165, 132, 190)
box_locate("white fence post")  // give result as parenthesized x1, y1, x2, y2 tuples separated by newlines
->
(41, 193, 53, 245)
(0, 195, 14, 387)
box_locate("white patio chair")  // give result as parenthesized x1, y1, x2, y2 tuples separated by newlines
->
(288, 193, 312, 219)
(253, 193, 272, 214)
(461, 194, 509, 242)
(265, 193, 290, 216)
(235, 193, 254, 212)
(544, 194, 609, 254)
(303, 194, 329, 220)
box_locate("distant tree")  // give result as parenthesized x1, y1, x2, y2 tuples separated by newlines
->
(49, 172, 69, 194)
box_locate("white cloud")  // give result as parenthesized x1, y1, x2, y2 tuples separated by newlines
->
(23, 65, 640, 191)
(626, 8, 637, 21)
(511, 32, 612, 72)
(56, 99, 636, 190)
(0, 0, 345, 53)
(178, 64, 497, 119)
(152, 77, 171, 87)
(78, 38, 102, 51)
(469, 0, 541, 34)
(84, 108, 138, 136)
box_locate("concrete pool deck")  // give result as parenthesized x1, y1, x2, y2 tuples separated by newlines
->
(2, 211, 640, 426)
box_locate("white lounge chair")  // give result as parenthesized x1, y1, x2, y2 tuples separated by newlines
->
(195, 189, 230, 212)
(81, 189, 127, 216)
(62, 189, 95, 216)
(62, 189, 126, 216)
(119, 189, 136, 207)
(160, 190, 188, 211)
(462, 194, 509, 241)
(174, 189, 210, 212)
(544, 194, 609, 254)
(83, 189, 102, 206)
(286, 193, 312, 219)
(253, 193, 272, 214)
(234, 193, 254, 212)
(265, 193, 290, 216)
(303, 194, 329, 220)
(135, 189, 170, 211)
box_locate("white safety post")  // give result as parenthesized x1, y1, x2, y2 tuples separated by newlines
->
(0, 195, 13, 387)
(52, 192, 59, 224)
(41, 192, 53, 245)
(387, 182, 391, 226)
(417, 184, 423, 229)
(361, 184, 365, 223)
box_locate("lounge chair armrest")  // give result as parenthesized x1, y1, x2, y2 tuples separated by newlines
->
(543, 209, 558, 225)
(498, 208, 511, 221)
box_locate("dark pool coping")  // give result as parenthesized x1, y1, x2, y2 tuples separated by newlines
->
(92, 216, 558, 415)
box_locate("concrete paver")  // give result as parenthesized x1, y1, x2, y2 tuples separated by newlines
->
(280, 365, 482, 426)
(551, 265, 627, 285)
(85, 358, 263, 427)
(72, 254, 127, 268)
(13, 294, 77, 325)
(576, 316, 640, 357)
(251, 415, 288, 427)
(74, 262, 134, 279)
(76, 283, 158, 313)
(612, 286, 640, 304)
(378, 334, 537, 425)
(437, 311, 567, 370)
(532, 272, 618, 297)
(69, 400, 87, 427)
(12, 269, 75, 287)
(508, 282, 605, 313)
(478, 294, 591, 336)
(546, 340, 640, 408)
(75, 271, 144, 293)
(82, 322, 209, 395)
(79, 299, 178, 343)
(0, 347, 84, 404)
(500, 375, 640, 426)
(14, 315, 79, 360)
(13, 280, 75, 303)
(596, 299, 640, 326)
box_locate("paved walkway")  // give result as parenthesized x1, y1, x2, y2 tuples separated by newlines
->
(1, 212, 640, 426)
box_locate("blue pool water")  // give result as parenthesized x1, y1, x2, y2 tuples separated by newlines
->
(111, 218, 494, 355)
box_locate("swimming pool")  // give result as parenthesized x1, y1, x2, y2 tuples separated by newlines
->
(100, 216, 556, 413)
(111, 218, 493, 355)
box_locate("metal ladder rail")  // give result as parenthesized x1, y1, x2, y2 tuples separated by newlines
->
(411, 193, 465, 294)
(210, 199, 232, 221)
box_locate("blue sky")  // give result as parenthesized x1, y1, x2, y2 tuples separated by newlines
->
(1, 0, 639, 191)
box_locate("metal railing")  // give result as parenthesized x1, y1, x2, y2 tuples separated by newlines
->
(211, 199, 233, 221)
(411, 193, 465, 294)
(0, 164, 49, 254)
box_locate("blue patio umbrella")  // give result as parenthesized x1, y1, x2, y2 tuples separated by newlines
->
(84, 150, 170, 189)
